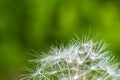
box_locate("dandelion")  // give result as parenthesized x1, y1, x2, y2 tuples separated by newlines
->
(20, 37, 120, 80)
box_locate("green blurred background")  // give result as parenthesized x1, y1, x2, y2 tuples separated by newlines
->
(0, 0, 120, 80)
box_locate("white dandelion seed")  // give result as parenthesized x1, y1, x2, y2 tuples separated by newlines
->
(20, 37, 120, 80)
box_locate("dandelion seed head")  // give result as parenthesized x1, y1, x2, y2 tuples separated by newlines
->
(21, 37, 120, 80)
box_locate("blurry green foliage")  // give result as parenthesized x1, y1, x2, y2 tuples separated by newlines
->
(0, 0, 120, 80)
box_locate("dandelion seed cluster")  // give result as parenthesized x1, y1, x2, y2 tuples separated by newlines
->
(21, 38, 120, 80)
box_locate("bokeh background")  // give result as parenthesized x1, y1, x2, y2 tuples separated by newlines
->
(0, 0, 120, 80)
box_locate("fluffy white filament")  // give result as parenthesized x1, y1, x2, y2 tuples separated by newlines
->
(20, 38, 120, 80)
